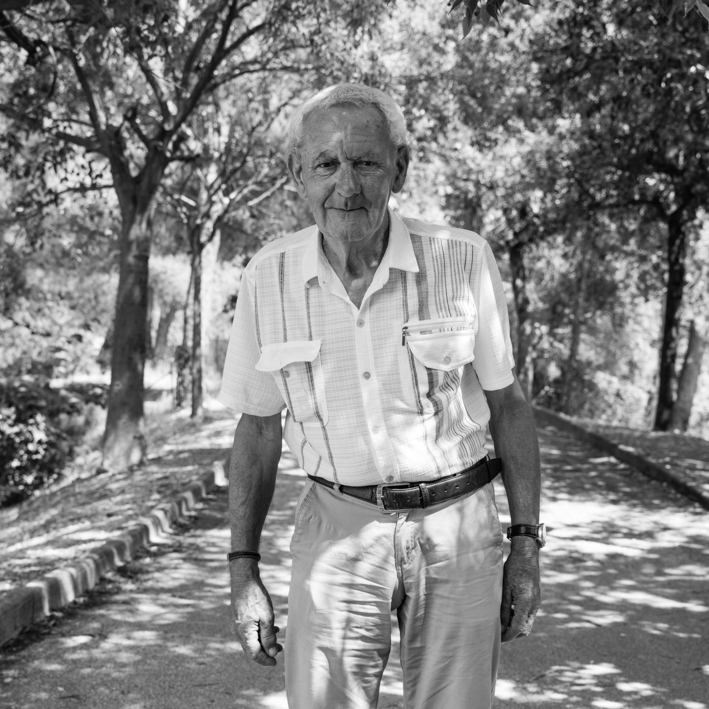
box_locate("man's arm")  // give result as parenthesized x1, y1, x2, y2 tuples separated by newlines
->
(228, 411, 283, 666)
(485, 373, 542, 643)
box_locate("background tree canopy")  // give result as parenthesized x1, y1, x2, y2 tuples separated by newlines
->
(0, 0, 707, 495)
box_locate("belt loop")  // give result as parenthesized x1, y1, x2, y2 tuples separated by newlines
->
(418, 482, 431, 509)
(334, 483, 343, 495)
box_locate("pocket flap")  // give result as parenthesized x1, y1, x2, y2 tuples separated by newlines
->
(405, 319, 475, 372)
(256, 340, 322, 372)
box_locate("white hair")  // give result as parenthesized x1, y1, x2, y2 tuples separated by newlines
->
(284, 83, 409, 158)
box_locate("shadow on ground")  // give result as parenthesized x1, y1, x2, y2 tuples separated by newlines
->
(1, 425, 707, 709)
(494, 425, 709, 709)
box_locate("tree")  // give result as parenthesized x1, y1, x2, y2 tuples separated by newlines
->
(0, 0, 324, 469)
(163, 82, 289, 416)
(528, 0, 709, 429)
(441, 0, 709, 35)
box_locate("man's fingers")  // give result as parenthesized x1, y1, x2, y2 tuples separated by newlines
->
(501, 601, 538, 643)
(500, 545, 542, 642)
(259, 618, 283, 659)
(235, 619, 278, 666)
(499, 584, 513, 632)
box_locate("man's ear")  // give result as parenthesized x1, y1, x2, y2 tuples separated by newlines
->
(287, 153, 307, 199)
(392, 145, 410, 194)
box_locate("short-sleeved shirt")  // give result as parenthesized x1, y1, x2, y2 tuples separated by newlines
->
(218, 210, 515, 486)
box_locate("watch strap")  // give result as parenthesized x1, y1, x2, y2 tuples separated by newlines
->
(506, 523, 546, 547)
(507, 524, 541, 537)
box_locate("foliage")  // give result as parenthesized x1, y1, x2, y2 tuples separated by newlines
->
(0, 379, 108, 506)
(439, 0, 709, 36)
(0, 240, 26, 315)
(0, 381, 69, 506)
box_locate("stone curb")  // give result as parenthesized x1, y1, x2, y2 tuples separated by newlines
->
(0, 460, 229, 649)
(533, 405, 709, 512)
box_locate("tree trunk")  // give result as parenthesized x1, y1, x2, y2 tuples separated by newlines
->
(102, 148, 167, 471)
(153, 304, 178, 361)
(190, 232, 203, 418)
(97, 324, 113, 371)
(654, 211, 687, 430)
(561, 243, 591, 414)
(145, 283, 154, 359)
(102, 207, 151, 470)
(174, 265, 193, 409)
(508, 240, 534, 400)
(669, 318, 706, 432)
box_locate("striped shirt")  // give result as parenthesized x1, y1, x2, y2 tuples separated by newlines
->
(218, 210, 515, 486)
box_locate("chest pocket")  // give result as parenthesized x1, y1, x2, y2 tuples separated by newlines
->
(256, 340, 328, 425)
(404, 317, 476, 372)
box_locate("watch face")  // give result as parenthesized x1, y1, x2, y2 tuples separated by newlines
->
(537, 523, 547, 548)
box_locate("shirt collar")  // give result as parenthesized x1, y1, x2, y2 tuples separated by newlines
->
(301, 208, 419, 287)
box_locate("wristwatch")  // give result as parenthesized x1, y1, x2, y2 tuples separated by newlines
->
(507, 523, 546, 548)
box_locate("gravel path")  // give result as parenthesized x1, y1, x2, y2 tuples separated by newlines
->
(0, 409, 235, 593)
(1, 421, 707, 708)
(576, 418, 709, 500)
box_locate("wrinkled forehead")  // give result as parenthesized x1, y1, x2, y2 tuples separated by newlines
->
(301, 103, 392, 149)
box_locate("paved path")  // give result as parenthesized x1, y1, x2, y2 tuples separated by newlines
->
(1, 423, 708, 709)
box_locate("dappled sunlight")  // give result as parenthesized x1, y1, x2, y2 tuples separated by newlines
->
(1, 410, 237, 590)
(495, 425, 709, 709)
(258, 690, 289, 708)
(495, 661, 673, 706)
(582, 588, 708, 613)
(2, 424, 707, 709)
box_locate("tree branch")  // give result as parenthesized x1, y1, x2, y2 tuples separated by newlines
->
(172, 0, 243, 137)
(132, 44, 171, 125)
(246, 174, 288, 207)
(63, 32, 104, 139)
(53, 129, 103, 153)
(179, 0, 231, 94)
(124, 106, 151, 148)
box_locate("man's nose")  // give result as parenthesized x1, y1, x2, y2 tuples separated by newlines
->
(335, 164, 361, 197)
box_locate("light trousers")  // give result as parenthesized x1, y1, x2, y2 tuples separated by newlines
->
(285, 479, 504, 709)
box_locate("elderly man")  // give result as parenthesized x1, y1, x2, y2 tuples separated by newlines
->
(218, 83, 543, 709)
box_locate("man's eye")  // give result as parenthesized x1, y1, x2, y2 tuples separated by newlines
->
(316, 162, 336, 169)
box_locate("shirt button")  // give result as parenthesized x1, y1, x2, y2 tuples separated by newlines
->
(386, 475, 394, 483)
(372, 426, 380, 434)
(363, 371, 371, 380)
(283, 370, 290, 378)
(443, 355, 451, 364)
(357, 319, 365, 327)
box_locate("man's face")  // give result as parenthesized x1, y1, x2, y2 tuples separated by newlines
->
(288, 104, 409, 246)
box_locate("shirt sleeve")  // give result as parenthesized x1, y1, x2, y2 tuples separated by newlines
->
(217, 266, 287, 415)
(471, 242, 516, 391)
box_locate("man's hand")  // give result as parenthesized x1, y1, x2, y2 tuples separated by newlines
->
(230, 561, 283, 666)
(500, 537, 541, 642)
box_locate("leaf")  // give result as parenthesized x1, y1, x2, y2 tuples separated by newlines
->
(657, 0, 677, 16)
(462, 5, 475, 36)
(449, 0, 468, 11)
(696, 0, 709, 20)
(485, 0, 505, 22)
(684, 0, 698, 14)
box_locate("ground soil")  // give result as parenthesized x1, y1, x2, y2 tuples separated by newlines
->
(0, 402, 235, 593)
(1, 402, 707, 597)
(576, 417, 709, 498)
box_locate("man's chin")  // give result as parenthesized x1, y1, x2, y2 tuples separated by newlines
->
(323, 213, 372, 239)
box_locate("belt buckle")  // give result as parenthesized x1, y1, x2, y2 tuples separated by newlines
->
(376, 482, 421, 512)
(375, 484, 390, 512)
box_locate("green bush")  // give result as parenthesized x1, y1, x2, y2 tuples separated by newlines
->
(0, 381, 80, 507)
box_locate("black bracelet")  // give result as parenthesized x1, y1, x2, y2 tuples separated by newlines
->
(227, 550, 261, 563)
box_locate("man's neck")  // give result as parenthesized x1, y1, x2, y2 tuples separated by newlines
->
(320, 223, 390, 310)
(322, 231, 388, 279)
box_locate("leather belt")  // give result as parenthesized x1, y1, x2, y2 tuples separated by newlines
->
(308, 457, 502, 512)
